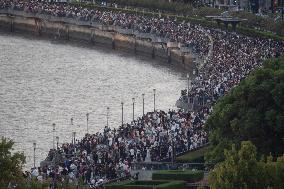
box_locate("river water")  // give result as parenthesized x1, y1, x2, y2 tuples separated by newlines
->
(0, 32, 189, 169)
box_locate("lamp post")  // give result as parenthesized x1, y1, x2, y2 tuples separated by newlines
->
(86, 113, 89, 134)
(121, 102, 124, 126)
(281, 0, 284, 21)
(52, 123, 55, 150)
(187, 73, 190, 104)
(153, 89, 156, 112)
(71, 118, 73, 143)
(33, 142, 36, 168)
(142, 93, 145, 116)
(171, 134, 175, 164)
(72, 131, 76, 145)
(56, 136, 59, 149)
(172, 139, 175, 164)
(132, 98, 135, 121)
(106, 107, 110, 127)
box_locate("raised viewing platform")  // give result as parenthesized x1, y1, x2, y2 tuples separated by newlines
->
(206, 15, 247, 31)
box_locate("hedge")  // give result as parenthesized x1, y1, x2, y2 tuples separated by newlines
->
(105, 180, 186, 189)
(108, 0, 201, 14)
(236, 26, 284, 41)
(152, 170, 204, 183)
(230, 11, 284, 36)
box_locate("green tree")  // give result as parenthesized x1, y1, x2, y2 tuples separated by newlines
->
(205, 57, 284, 163)
(209, 141, 284, 189)
(0, 137, 80, 189)
(263, 155, 284, 189)
(0, 137, 26, 189)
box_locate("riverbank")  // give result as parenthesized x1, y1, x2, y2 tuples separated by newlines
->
(0, 9, 196, 71)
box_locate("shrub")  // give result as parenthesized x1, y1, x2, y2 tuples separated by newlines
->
(236, 27, 284, 41)
(152, 170, 204, 183)
(109, 0, 194, 14)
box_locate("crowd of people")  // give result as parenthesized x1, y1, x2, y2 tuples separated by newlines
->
(184, 30, 284, 109)
(1, 0, 284, 188)
(0, 0, 210, 59)
(30, 109, 208, 187)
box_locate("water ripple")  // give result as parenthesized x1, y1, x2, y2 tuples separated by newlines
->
(0, 32, 189, 169)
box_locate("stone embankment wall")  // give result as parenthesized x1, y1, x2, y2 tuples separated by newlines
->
(0, 12, 195, 70)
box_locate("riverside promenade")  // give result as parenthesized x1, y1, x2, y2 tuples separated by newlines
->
(1, 1, 283, 188)
(35, 109, 208, 188)
(0, 8, 198, 71)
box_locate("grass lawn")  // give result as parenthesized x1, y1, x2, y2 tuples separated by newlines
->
(105, 180, 186, 189)
(176, 146, 210, 163)
(152, 170, 204, 183)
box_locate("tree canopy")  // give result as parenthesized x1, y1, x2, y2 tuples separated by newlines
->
(0, 137, 26, 189)
(205, 57, 284, 163)
(209, 141, 284, 189)
(0, 137, 81, 189)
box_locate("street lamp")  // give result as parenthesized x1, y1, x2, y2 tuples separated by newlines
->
(71, 118, 73, 143)
(121, 102, 124, 126)
(72, 132, 76, 145)
(172, 139, 175, 164)
(170, 133, 175, 164)
(33, 142, 36, 168)
(153, 89, 156, 112)
(142, 93, 145, 116)
(132, 98, 135, 121)
(86, 113, 89, 134)
(52, 123, 56, 150)
(187, 73, 190, 104)
(281, 0, 284, 21)
(55, 136, 59, 149)
(106, 107, 110, 127)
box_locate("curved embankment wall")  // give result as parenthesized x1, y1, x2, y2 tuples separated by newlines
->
(0, 14, 195, 70)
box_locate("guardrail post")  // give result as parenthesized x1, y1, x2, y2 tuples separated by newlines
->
(34, 18, 42, 36)
(182, 53, 185, 65)
(112, 37, 115, 50)
(9, 16, 14, 32)
(134, 37, 137, 54)
(56, 27, 61, 39)
(66, 25, 69, 40)
(151, 43, 155, 58)
(167, 48, 171, 63)
(91, 30, 95, 45)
